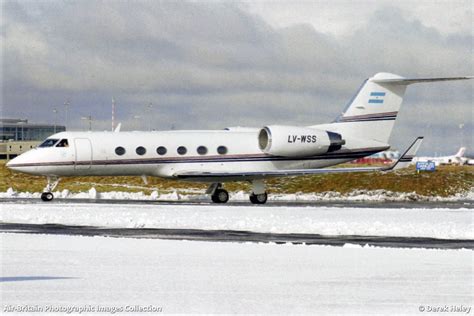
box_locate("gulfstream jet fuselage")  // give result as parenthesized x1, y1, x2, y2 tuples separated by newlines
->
(7, 72, 472, 204)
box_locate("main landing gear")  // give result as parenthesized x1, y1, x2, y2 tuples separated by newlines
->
(249, 192, 267, 204)
(248, 180, 267, 205)
(208, 183, 229, 203)
(207, 180, 268, 205)
(41, 176, 60, 202)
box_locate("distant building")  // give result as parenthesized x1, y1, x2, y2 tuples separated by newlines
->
(350, 150, 401, 165)
(0, 118, 66, 159)
(0, 118, 65, 141)
(0, 141, 40, 160)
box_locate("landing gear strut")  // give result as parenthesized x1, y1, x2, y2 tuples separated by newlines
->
(41, 176, 60, 202)
(249, 180, 268, 205)
(208, 183, 229, 204)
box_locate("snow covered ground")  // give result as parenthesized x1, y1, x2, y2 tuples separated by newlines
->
(1, 233, 472, 315)
(1, 187, 473, 202)
(1, 202, 473, 240)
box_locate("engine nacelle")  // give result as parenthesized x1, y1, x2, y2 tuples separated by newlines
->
(258, 125, 345, 157)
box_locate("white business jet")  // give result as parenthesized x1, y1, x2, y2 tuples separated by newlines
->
(7, 73, 472, 203)
(413, 147, 469, 166)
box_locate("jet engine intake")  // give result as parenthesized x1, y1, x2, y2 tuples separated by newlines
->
(258, 125, 345, 157)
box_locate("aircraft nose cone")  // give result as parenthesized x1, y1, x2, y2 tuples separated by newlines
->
(6, 155, 29, 172)
(6, 157, 19, 170)
(6, 158, 15, 168)
(5, 150, 43, 175)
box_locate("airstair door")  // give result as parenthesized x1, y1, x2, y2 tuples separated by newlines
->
(74, 138, 92, 169)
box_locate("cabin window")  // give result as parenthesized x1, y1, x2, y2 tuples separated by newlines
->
(136, 146, 146, 155)
(56, 139, 69, 147)
(197, 146, 208, 155)
(115, 146, 126, 156)
(217, 146, 228, 155)
(177, 146, 187, 155)
(39, 139, 59, 148)
(157, 146, 167, 155)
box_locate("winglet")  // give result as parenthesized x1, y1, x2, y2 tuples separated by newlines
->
(385, 137, 424, 171)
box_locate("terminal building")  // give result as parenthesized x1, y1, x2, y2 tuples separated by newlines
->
(0, 118, 66, 159)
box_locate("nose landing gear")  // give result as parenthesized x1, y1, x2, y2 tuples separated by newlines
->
(41, 176, 60, 202)
(41, 192, 54, 202)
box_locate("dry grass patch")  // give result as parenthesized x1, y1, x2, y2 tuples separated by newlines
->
(1, 161, 472, 197)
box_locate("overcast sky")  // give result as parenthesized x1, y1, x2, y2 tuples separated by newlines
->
(1, 0, 472, 155)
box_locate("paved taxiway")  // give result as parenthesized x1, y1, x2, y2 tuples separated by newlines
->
(1, 222, 472, 249)
(1, 197, 472, 209)
(2, 198, 472, 250)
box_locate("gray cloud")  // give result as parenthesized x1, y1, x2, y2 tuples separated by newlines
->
(2, 0, 472, 155)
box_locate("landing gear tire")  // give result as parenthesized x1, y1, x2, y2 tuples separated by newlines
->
(250, 192, 267, 204)
(41, 176, 60, 202)
(41, 192, 54, 202)
(211, 189, 229, 203)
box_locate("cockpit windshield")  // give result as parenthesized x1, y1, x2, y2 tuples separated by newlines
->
(56, 139, 69, 147)
(38, 138, 60, 148)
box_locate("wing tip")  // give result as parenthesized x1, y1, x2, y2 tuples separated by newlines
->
(387, 136, 424, 171)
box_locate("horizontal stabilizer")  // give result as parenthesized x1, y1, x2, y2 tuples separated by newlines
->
(372, 76, 473, 85)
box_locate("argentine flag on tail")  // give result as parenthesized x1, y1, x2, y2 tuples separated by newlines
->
(368, 92, 385, 104)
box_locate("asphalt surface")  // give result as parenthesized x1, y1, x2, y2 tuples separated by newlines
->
(1, 197, 473, 209)
(1, 223, 472, 250)
(2, 198, 472, 249)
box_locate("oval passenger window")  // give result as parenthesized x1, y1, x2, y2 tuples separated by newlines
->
(177, 146, 187, 155)
(115, 147, 126, 156)
(136, 146, 146, 155)
(217, 146, 228, 155)
(197, 146, 208, 155)
(157, 146, 167, 155)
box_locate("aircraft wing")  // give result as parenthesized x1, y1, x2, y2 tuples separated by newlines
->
(175, 137, 423, 181)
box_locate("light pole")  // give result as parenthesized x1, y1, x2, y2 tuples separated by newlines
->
(64, 100, 70, 130)
(53, 108, 58, 133)
(81, 115, 93, 131)
(147, 102, 153, 131)
(112, 97, 116, 131)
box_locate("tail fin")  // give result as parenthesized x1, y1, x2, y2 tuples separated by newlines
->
(333, 73, 472, 143)
(455, 147, 466, 157)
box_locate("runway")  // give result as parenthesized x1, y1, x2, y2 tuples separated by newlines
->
(1, 223, 472, 250)
(1, 197, 472, 209)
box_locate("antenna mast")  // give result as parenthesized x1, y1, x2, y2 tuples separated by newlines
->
(112, 97, 116, 131)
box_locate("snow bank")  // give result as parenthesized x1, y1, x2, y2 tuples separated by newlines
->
(1, 203, 472, 240)
(1, 233, 472, 315)
(1, 187, 473, 201)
